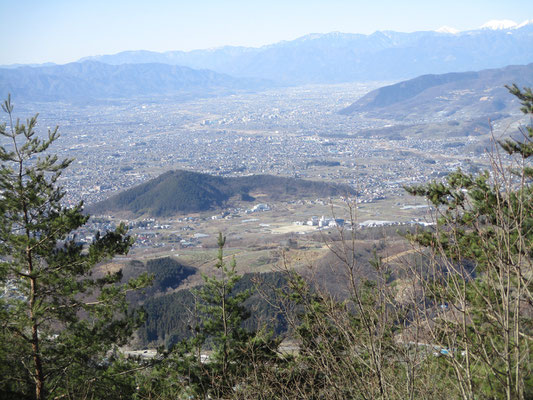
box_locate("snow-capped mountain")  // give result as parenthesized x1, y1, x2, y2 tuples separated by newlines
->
(480, 19, 519, 30)
(435, 19, 533, 33)
(516, 19, 533, 28)
(435, 26, 460, 34)
(11, 19, 528, 86)
(479, 19, 533, 30)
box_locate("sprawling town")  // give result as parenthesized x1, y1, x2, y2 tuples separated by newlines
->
(12, 82, 500, 206)
(4, 81, 519, 254)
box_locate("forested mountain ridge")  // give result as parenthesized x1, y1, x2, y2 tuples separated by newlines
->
(123, 257, 197, 301)
(90, 170, 355, 216)
(340, 63, 533, 118)
(137, 270, 288, 348)
(0, 61, 269, 103)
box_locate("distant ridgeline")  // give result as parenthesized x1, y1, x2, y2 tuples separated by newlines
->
(80, 24, 533, 84)
(340, 63, 533, 118)
(0, 61, 269, 103)
(90, 170, 355, 216)
(3, 24, 532, 103)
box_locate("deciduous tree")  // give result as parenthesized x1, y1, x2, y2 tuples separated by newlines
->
(406, 85, 533, 399)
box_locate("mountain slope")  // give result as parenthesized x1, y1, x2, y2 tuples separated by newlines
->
(80, 24, 533, 84)
(339, 63, 533, 118)
(90, 170, 355, 216)
(0, 61, 267, 102)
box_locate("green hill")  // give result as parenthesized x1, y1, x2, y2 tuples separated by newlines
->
(90, 170, 354, 216)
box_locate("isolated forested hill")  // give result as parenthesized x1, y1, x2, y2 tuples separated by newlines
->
(91, 170, 355, 216)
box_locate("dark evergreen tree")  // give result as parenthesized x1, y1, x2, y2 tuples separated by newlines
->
(137, 233, 279, 399)
(0, 96, 149, 400)
(406, 86, 533, 399)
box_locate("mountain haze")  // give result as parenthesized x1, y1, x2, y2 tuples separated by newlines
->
(4, 23, 531, 103)
(80, 24, 533, 84)
(0, 61, 268, 102)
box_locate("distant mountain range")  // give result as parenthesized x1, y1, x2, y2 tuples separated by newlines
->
(90, 170, 355, 216)
(78, 23, 533, 84)
(339, 63, 533, 119)
(2, 22, 532, 102)
(0, 61, 268, 102)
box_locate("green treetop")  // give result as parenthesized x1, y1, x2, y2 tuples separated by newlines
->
(0, 96, 149, 400)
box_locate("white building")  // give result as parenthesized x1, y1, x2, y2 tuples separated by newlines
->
(251, 203, 270, 212)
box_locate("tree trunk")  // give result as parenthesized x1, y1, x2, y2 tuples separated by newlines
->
(30, 274, 45, 400)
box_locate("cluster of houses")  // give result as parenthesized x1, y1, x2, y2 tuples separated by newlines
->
(211, 203, 271, 220)
(294, 215, 436, 230)
(295, 215, 345, 228)
(248, 203, 271, 213)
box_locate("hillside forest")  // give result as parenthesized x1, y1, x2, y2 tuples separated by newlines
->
(0, 86, 532, 399)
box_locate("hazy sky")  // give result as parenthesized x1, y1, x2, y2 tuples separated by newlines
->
(1, 0, 532, 65)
